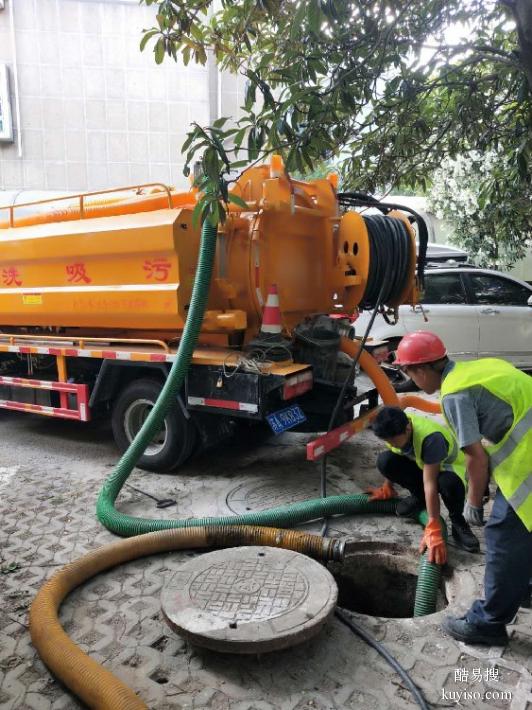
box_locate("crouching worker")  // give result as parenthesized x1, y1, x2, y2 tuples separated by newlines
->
(368, 406, 479, 564)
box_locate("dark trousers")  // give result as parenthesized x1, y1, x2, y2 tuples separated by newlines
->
(376, 450, 465, 520)
(467, 489, 532, 628)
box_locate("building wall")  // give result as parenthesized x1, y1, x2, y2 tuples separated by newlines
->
(0, 0, 244, 193)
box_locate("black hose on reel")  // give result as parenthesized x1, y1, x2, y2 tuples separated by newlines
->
(359, 214, 412, 309)
(338, 192, 429, 290)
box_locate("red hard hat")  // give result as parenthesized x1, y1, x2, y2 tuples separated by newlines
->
(394, 331, 447, 366)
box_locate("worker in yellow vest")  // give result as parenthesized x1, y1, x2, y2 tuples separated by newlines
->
(369, 407, 479, 564)
(394, 331, 532, 646)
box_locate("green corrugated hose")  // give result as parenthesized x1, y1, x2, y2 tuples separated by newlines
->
(95, 218, 443, 616)
(414, 510, 447, 617)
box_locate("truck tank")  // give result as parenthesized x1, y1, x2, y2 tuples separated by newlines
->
(0, 157, 416, 341)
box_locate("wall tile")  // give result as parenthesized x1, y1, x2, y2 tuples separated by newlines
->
(127, 101, 148, 132)
(128, 132, 148, 163)
(108, 163, 130, 186)
(85, 100, 106, 130)
(45, 162, 67, 191)
(106, 101, 127, 131)
(86, 131, 107, 163)
(105, 69, 125, 100)
(66, 162, 87, 191)
(42, 98, 65, 130)
(82, 35, 103, 67)
(128, 163, 149, 184)
(107, 132, 128, 163)
(59, 33, 82, 67)
(18, 64, 41, 97)
(23, 129, 44, 160)
(61, 67, 84, 99)
(59, 4, 81, 34)
(149, 102, 168, 133)
(126, 70, 147, 100)
(87, 162, 109, 190)
(1, 160, 23, 189)
(14, 0, 37, 32)
(148, 133, 168, 163)
(84, 68, 106, 99)
(43, 131, 65, 161)
(23, 161, 46, 189)
(65, 131, 86, 162)
(63, 99, 85, 130)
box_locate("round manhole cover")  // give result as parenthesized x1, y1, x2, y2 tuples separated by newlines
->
(161, 546, 338, 653)
(226, 476, 340, 514)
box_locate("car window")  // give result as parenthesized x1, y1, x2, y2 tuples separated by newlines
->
(420, 273, 467, 305)
(468, 273, 531, 306)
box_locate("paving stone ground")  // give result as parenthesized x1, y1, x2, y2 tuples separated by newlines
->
(0, 406, 531, 709)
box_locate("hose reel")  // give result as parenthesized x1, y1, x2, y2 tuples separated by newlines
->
(337, 210, 417, 315)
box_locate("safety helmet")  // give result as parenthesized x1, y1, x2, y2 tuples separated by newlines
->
(394, 331, 447, 366)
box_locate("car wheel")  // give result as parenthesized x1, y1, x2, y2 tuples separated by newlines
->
(112, 378, 196, 472)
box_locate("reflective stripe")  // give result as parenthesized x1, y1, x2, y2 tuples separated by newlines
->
(490, 408, 532, 468)
(507, 474, 532, 510)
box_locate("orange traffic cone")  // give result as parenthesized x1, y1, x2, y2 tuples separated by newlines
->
(260, 284, 282, 335)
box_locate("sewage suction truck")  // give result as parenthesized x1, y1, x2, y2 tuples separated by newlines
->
(0, 155, 429, 470)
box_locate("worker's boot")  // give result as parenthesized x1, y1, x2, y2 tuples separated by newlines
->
(395, 495, 424, 518)
(451, 516, 480, 553)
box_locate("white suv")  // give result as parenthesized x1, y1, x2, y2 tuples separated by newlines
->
(357, 265, 532, 370)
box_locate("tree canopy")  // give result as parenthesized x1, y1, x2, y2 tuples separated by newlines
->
(429, 151, 531, 268)
(141, 0, 532, 233)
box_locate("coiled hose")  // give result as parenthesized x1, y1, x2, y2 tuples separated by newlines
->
(29, 525, 345, 710)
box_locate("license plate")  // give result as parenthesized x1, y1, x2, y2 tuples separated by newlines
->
(266, 404, 306, 434)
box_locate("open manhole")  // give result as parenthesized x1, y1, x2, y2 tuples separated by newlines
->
(328, 543, 448, 618)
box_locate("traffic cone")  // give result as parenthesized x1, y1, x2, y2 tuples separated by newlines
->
(260, 284, 282, 335)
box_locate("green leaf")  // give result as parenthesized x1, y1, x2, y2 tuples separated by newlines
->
(192, 198, 206, 228)
(154, 38, 165, 64)
(228, 193, 249, 209)
(140, 29, 158, 52)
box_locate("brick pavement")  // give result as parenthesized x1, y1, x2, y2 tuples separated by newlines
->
(0, 413, 531, 709)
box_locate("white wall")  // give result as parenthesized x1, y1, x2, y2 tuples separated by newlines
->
(0, 0, 244, 193)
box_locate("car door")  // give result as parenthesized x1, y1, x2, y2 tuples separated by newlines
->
(466, 271, 532, 367)
(400, 270, 479, 359)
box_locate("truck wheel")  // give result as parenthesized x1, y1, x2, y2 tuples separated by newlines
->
(112, 379, 196, 472)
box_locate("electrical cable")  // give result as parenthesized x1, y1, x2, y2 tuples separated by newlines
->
(334, 608, 430, 710)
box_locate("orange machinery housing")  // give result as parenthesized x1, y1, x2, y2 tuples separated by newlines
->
(0, 156, 423, 471)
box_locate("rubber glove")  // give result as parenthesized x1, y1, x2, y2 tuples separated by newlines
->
(419, 518, 447, 565)
(365, 480, 396, 501)
(464, 501, 484, 526)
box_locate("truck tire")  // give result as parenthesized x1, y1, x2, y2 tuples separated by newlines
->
(111, 378, 196, 472)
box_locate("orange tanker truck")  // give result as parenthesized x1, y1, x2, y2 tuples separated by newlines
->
(0, 155, 429, 471)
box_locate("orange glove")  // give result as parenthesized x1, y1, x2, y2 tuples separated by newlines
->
(365, 480, 396, 501)
(419, 518, 447, 565)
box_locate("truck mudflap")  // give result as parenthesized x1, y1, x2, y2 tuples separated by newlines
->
(185, 364, 313, 419)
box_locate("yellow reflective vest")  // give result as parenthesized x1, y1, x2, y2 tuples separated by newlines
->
(441, 358, 532, 531)
(387, 412, 467, 486)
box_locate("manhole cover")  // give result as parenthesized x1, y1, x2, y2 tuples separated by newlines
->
(161, 546, 338, 653)
(226, 476, 341, 514)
